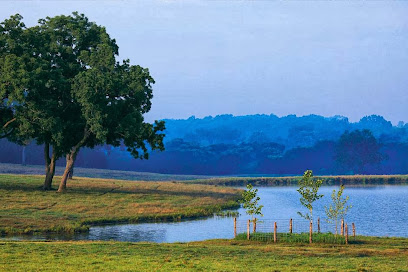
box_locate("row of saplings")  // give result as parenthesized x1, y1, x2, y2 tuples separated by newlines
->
(239, 170, 352, 243)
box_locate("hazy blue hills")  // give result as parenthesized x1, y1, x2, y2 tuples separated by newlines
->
(163, 114, 405, 149)
(1, 114, 408, 175)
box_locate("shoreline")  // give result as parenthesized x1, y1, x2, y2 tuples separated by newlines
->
(185, 175, 408, 187)
(0, 174, 241, 235)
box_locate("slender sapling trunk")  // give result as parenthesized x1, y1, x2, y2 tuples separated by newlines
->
(335, 219, 338, 235)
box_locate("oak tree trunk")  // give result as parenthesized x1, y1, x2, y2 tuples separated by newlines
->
(58, 151, 77, 192)
(57, 129, 89, 192)
(43, 143, 56, 190)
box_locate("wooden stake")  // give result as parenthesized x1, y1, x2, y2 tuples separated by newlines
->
(234, 217, 237, 238)
(309, 221, 313, 244)
(341, 219, 344, 236)
(345, 223, 348, 244)
(352, 223, 355, 238)
(317, 217, 320, 233)
(247, 219, 250, 240)
(274, 222, 277, 243)
(253, 218, 257, 233)
(289, 219, 293, 234)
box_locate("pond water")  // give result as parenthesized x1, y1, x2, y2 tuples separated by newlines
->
(3, 185, 408, 242)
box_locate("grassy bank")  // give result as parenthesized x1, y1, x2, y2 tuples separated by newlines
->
(0, 174, 240, 234)
(186, 175, 408, 187)
(1, 237, 407, 271)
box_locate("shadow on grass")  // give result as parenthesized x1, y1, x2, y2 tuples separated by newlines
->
(0, 178, 240, 200)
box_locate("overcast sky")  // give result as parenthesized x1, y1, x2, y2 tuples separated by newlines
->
(1, 1, 407, 124)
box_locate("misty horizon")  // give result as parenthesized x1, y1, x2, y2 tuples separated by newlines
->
(2, 1, 407, 125)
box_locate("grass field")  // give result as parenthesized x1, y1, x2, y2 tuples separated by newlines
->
(1, 171, 408, 271)
(0, 174, 240, 234)
(236, 232, 348, 244)
(1, 237, 407, 271)
(0, 163, 215, 181)
(2, 163, 408, 187)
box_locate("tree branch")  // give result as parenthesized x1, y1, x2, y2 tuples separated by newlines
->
(2, 118, 16, 129)
(70, 128, 91, 155)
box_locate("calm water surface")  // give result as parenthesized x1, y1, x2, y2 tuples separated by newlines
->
(3, 185, 408, 242)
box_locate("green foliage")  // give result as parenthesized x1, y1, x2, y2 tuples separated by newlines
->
(297, 170, 323, 221)
(0, 14, 27, 141)
(325, 185, 352, 234)
(335, 129, 383, 174)
(240, 184, 263, 219)
(0, 12, 165, 187)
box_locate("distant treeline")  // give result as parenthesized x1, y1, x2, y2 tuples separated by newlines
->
(162, 114, 408, 149)
(1, 114, 408, 175)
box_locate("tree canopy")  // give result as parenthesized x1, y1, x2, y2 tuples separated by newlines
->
(335, 129, 383, 174)
(297, 170, 324, 221)
(240, 184, 263, 220)
(0, 13, 165, 191)
(325, 185, 352, 234)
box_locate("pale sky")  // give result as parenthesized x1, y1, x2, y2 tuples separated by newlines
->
(1, 1, 407, 124)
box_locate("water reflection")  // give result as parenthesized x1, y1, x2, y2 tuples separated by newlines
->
(2, 185, 408, 242)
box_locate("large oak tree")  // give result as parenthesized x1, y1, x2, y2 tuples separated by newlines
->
(0, 13, 165, 191)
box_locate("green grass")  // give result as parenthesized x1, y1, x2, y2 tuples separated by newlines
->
(1, 172, 408, 271)
(236, 232, 347, 244)
(0, 237, 407, 271)
(0, 174, 240, 234)
(185, 175, 408, 187)
(0, 163, 215, 181)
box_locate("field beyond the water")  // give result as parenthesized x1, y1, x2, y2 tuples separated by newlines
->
(186, 175, 408, 186)
(0, 174, 240, 234)
(1, 237, 407, 271)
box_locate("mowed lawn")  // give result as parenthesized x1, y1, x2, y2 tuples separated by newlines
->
(0, 174, 240, 234)
(1, 237, 408, 271)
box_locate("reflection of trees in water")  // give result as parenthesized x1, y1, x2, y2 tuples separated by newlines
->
(3, 226, 167, 242)
(88, 226, 166, 242)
